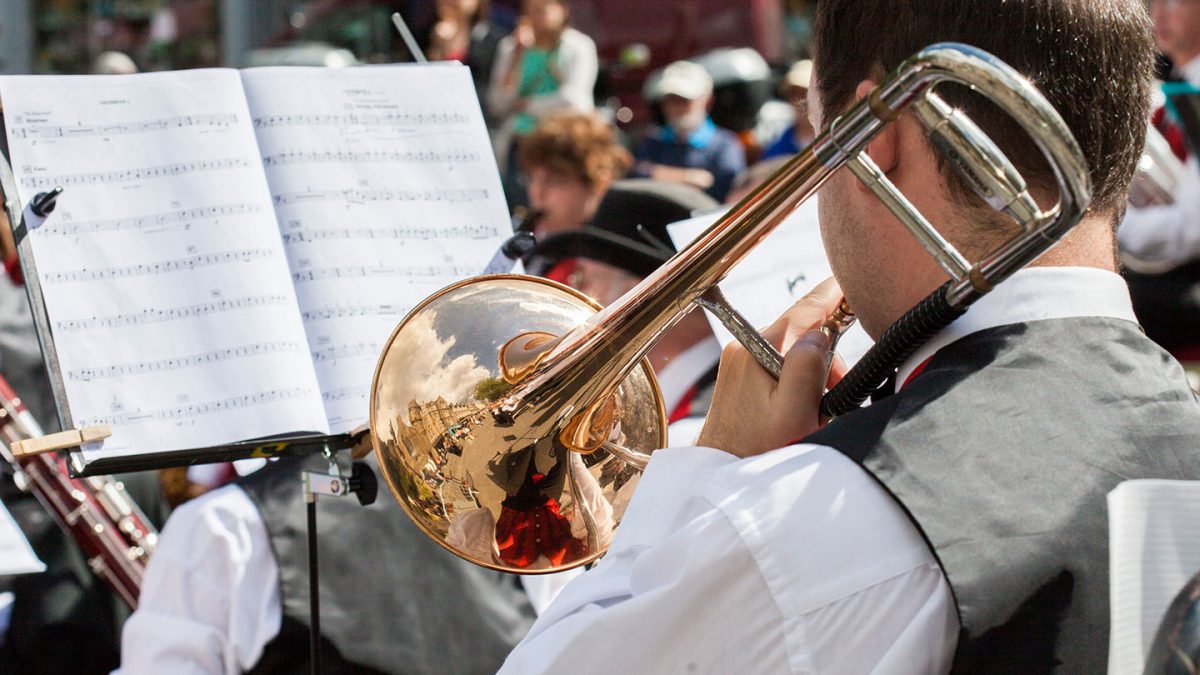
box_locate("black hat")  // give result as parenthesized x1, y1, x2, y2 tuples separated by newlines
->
(532, 179, 720, 278)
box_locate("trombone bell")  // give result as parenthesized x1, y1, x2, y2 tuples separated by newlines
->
(370, 275, 665, 574)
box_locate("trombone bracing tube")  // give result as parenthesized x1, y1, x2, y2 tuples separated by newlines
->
(512, 42, 1090, 422)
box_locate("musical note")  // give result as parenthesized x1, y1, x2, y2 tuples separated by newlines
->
(41, 203, 264, 237)
(282, 224, 499, 244)
(44, 249, 279, 283)
(239, 64, 515, 437)
(292, 265, 476, 283)
(301, 304, 409, 321)
(311, 342, 382, 362)
(262, 148, 481, 167)
(0, 66, 331, 457)
(253, 111, 469, 129)
(272, 188, 489, 206)
(20, 157, 251, 189)
(321, 387, 363, 403)
(67, 341, 305, 381)
(786, 273, 807, 296)
(83, 387, 317, 426)
(9, 113, 238, 140)
(55, 295, 290, 332)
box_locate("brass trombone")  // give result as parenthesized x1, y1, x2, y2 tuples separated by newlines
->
(369, 43, 1092, 574)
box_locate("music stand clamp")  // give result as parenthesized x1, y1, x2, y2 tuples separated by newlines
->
(10, 424, 111, 459)
(301, 446, 378, 675)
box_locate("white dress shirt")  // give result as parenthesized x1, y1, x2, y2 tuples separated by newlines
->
(115, 487, 281, 675)
(117, 477, 592, 674)
(116, 354, 716, 674)
(499, 267, 1140, 674)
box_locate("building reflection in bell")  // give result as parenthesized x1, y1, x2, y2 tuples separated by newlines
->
(370, 276, 666, 573)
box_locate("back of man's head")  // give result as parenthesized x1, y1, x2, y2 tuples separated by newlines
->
(813, 0, 1156, 222)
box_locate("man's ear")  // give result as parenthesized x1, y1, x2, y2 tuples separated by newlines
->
(851, 79, 899, 194)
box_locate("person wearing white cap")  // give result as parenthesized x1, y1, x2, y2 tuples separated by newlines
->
(633, 59, 746, 202)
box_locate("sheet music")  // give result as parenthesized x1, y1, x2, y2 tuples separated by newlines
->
(0, 498, 45, 576)
(0, 69, 328, 458)
(667, 199, 874, 367)
(1107, 480, 1200, 675)
(241, 64, 511, 432)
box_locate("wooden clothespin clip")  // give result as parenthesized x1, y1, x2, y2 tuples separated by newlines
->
(11, 425, 112, 459)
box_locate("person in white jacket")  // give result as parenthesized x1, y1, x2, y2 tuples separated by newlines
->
(486, 0, 598, 203)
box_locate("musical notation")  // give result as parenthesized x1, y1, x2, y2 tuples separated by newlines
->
(311, 342, 382, 362)
(1, 67, 335, 455)
(262, 148, 480, 168)
(83, 387, 316, 426)
(253, 111, 469, 129)
(9, 113, 238, 140)
(45, 249, 278, 283)
(292, 265, 476, 283)
(41, 203, 265, 237)
(67, 341, 304, 381)
(302, 304, 409, 321)
(272, 188, 489, 206)
(55, 295, 289, 332)
(20, 157, 251, 189)
(321, 387, 363, 403)
(282, 223, 499, 245)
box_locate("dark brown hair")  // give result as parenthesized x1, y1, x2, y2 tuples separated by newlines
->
(813, 0, 1156, 219)
(518, 113, 633, 188)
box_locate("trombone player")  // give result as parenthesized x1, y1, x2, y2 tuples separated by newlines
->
(499, 0, 1200, 672)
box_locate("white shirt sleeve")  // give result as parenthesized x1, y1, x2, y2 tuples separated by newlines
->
(114, 486, 282, 675)
(1119, 159, 1200, 270)
(498, 445, 959, 674)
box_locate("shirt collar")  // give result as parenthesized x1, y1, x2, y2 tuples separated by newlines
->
(1182, 56, 1200, 88)
(895, 267, 1138, 390)
(659, 117, 718, 149)
(656, 335, 722, 413)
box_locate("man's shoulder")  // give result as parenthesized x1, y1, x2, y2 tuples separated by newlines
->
(807, 316, 1200, 463)
(162, 484, 261, 542)
(639, 130, 675, 151)
(152, 484, 267, 574)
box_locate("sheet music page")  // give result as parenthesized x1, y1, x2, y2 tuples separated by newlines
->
(0, 70, 328, 459)
(1107, 479, 1200, 675)
(240, 64, 511, 432)
(0, 498, 44, 576)
(667, 199, 874, 367)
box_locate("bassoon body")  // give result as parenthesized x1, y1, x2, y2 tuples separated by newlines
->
(0, 374, 156, 608)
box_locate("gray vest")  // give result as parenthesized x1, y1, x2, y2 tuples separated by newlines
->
(805, 317, 1200, 673)
(239, 454, 536, 674)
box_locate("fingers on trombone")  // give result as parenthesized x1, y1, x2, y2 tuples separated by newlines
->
(760, 276, 844, 351)
(773, 330, 832, 411)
